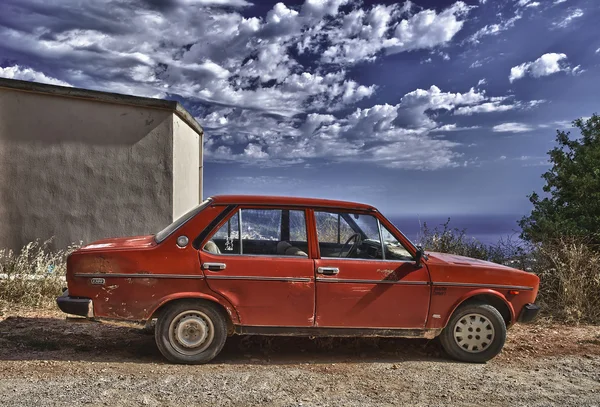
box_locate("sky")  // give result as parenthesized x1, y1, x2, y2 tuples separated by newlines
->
(1, 0, 599, 224)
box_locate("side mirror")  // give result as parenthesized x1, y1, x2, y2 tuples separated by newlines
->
(415, 245, 424, 268)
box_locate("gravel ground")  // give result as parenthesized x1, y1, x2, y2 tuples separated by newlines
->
(1, 306, 599, 406)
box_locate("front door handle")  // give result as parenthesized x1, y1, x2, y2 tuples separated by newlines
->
(317, 267, 339, 276)
(202, 263, 226, 272)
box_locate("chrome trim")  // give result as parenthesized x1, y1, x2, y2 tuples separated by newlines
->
(238, 208, 243, 255)
(431, 282, 534, 291)
(205, 275, 312, 283)
(317, 257, 415, 263)
(316, 267, 339, 275)
(316, 277, 429, 285)
(74, 273, 204, 279)
(376, 218, 386, 260)
(200, 252, 310, 259)
(202, 262, 227, 271)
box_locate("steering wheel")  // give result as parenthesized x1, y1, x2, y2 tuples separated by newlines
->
(337, 233, 362, 258)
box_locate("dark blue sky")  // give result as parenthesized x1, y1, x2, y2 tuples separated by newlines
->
(1, 0, 598, 219)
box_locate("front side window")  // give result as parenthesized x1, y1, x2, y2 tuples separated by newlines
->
(315, 211, 413, 261)
(203, 208, 308, 257)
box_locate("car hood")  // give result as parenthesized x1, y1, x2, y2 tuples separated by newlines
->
(77, 235, 156, 252)
(426, 251, 517, 271)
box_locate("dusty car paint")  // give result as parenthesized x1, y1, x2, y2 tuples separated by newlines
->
(61, 195, 540, 336)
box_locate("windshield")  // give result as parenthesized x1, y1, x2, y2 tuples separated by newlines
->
(154, 198, 212, 243)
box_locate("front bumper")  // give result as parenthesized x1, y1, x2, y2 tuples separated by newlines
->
(517, 303, 540, 323)
(56, 290, 94, 318)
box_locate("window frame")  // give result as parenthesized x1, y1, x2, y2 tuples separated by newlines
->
(200, 205, 311, 258)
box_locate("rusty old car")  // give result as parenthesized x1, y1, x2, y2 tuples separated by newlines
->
(57, 195, 540, 364)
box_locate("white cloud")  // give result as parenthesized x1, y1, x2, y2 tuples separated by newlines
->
(596, 48, 600, 54)
(184, 0, 253, 6)
(468, 13, 521, 43)
(499, 155, 507, 160)
(554, 8, 584, 28)
(0, 65, 72, 87)
(509, 53, 576, 82)
(554, 0, 567, 4)
(320, 2, 471, 64)
(454, 102, 515, 115)
(477, 78, 487, 86)
(526, 2, 540, 7)
(390, 2, 470, 53)
(492, 122, 535, 133)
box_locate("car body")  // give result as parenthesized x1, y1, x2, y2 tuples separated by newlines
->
(57, 195, 540, 363)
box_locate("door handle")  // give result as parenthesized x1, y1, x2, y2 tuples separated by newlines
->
(202, 263, 226, 271)
(317, 267, 339, 276)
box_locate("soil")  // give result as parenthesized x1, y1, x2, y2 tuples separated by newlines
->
(1, 305, 599, 406)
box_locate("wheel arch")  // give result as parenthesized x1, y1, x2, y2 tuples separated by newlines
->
(148, 292, 239, 332)
(444, 289, 515, 328)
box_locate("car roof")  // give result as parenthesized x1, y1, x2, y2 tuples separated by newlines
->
(209, 195, 377, 211)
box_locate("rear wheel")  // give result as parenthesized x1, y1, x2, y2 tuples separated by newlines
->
(440, 302, 506, 363)
(155, 301, 227, 364)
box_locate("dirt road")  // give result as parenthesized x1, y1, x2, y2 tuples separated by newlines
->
(1, 306, 599, 406)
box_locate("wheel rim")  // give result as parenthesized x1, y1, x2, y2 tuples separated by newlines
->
(168, 310, 215, 355)
(453, 313, 495, 353)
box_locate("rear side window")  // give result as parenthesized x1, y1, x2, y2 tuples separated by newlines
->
(155, 199, 211, 243)
(203, 208, 308, 257)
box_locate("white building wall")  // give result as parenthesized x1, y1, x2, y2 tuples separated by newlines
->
(0, 86, 202, 250)
(172, 114, 201, 220)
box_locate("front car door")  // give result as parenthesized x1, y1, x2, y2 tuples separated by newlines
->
(199, 206, 315, 327)
(312, 209, 431, 329)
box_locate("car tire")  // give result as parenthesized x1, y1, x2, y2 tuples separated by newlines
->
(440, 302, 507, 363)
(155, 300, 227, 364)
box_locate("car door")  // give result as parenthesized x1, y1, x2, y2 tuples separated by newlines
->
(199, 207, 315, 327)
(312, 209, 431, 329)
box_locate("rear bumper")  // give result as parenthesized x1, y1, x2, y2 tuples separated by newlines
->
(517, 303, 540, 323)
(56, 290, 94, 318)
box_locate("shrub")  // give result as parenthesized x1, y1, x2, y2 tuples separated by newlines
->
(0, 239, 79, 308)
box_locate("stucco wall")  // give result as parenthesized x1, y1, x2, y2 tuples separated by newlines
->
(0, 87, 190, 250)
(172, 114, 201, 220)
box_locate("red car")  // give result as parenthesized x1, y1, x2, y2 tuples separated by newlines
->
(57, 195, 540, 364)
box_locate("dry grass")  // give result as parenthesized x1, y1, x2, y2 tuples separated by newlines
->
(533, 238, 600, 324)
(419, 220, 600, 324)
(0, 239, 79, 308)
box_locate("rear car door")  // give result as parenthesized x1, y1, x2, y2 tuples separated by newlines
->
(199, 207, 315, 327)
(312, 210, 431, 329)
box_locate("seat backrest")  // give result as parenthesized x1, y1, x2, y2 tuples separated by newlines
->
(276, 241, 292, 255)
(203, 240, 221, 254)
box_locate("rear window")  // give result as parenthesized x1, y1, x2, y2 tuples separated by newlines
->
(154, 198, 212, 243)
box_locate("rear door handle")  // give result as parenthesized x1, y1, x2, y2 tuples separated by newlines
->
(317, 267, 339, 276)
(202, 263, 226, 271)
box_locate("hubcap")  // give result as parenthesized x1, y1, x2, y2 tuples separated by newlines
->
(453, 313, 495, 353)
(168, 310, 215, 355)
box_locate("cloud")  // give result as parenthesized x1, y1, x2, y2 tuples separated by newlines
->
(0, 65, 72, 87)
(554, 8, 584, 28)
(454, 98, 544, 115)
(509, 53, 577, 82)
(553, 0, 567, 3)
(477, 78, 487, 86)
(202, 83, 536, 169)
(320, 2, 471, 64)
(492, 122, 535, 133)
(468, 13, 521, 44)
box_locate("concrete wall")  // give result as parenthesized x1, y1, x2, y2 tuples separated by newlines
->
(0, 87, 201, 250)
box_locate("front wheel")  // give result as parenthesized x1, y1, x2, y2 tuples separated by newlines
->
(155, 301, 227, 364)
(440, 302, 507, 363)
